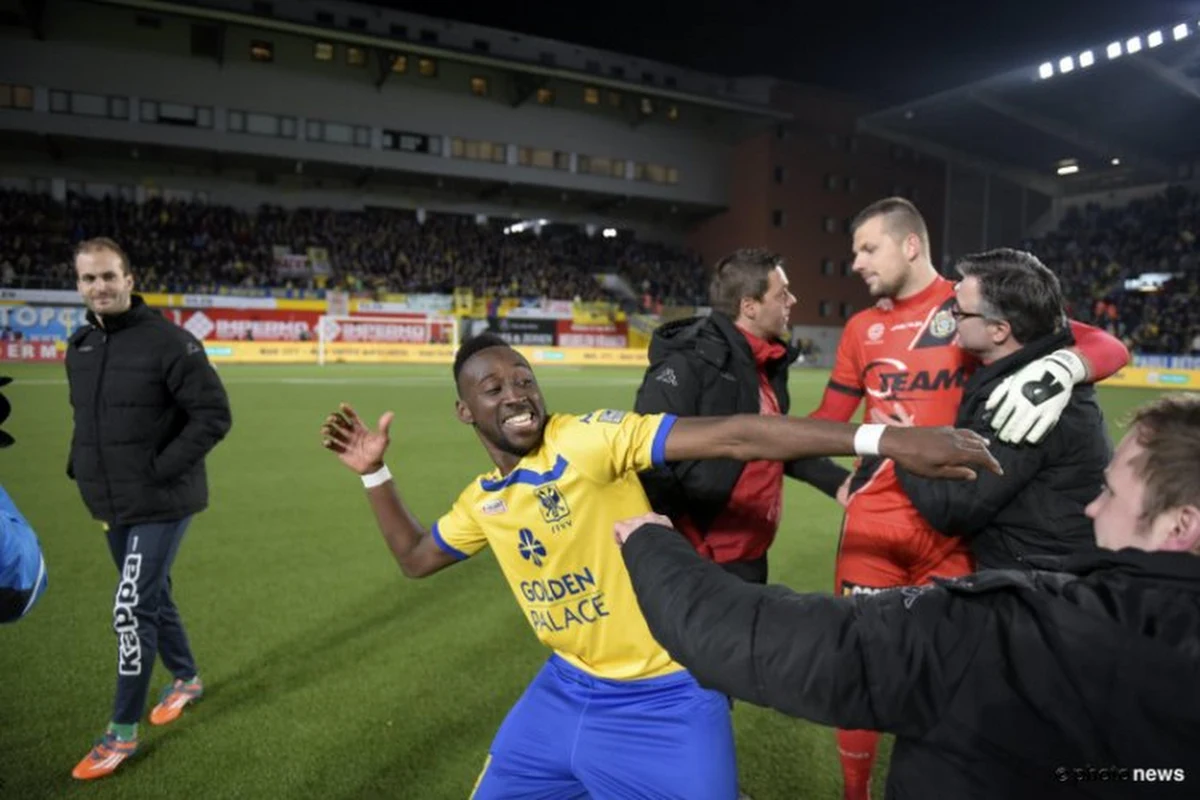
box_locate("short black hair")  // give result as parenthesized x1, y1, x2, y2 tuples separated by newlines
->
(452, 333, 513, 389)
(955, 248, 1065, 343)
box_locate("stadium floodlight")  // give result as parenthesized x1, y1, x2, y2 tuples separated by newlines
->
(1038, 61, 1054, 79)
(1111, 157, 1122, 166)
(602, 227, 618, 238)
(1107, 41, 1123, 59)
(1056, 161, 1080, 175)
(1174, 23, 1189, 40)
(1148, 30, 1164, 48)
(1058, 56, 1075, 73)
(1079, 50, 1095, 68)
(1127, 36, 1143, 54)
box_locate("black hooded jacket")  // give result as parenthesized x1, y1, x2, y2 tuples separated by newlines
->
(634, 312, 847, 533)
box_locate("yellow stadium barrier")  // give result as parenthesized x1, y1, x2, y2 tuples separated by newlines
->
(1102, 366, 1200, 389)
(201, 340, 649, 367)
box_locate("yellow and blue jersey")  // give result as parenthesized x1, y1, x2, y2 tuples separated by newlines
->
(432, 410, 680, 680)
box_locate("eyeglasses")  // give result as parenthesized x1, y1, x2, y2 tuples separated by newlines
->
(950, 305, 986, 321)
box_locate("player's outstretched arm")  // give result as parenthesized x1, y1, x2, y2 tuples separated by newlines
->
(321, 404, 458, 579)
(663, 416, 1002, 481)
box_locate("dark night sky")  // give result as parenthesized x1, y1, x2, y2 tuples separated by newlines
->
(369, 0, 1194, 104)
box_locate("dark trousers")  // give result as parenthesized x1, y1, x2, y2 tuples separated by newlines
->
(104, 517, 198, 725)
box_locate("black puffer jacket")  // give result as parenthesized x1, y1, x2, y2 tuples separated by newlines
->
(634, 312, 846, 532)
(66, 296, 231, 525)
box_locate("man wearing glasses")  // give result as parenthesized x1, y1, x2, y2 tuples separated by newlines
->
(892, 248, 1112, 569)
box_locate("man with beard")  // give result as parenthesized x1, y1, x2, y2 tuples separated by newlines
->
(320, 332, 1001, 800)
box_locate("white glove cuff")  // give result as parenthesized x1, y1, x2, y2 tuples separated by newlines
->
(1048, 349, 1086, 384)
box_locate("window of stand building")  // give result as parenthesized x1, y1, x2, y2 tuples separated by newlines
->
(452, 138, 507, 164)
(313, 41, 333, 61)
(471, 77, 489, 97)
(418, 57, 437, 77)
(0, 84, 33, 110)
(391, 54, 408, 73)
(583, 87, 600, 105)
(346, 46, 366, 67)
(537, 87, 555, 106)
(519, 148, 568, 170)
(579, 155, 620, 178)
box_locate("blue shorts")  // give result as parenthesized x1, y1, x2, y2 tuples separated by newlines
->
(471, 655, 737, 800)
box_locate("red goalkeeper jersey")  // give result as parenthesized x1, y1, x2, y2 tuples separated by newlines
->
(822, 278, 967, 529)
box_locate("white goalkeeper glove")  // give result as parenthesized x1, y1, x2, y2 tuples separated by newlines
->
(985, 349, 1086, 444)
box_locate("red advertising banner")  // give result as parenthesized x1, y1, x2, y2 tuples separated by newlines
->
(555, 320, 629, 348)
(161, 308, 322, 341)
(160, 309, 449, 343)
(1, 341, 65, 362)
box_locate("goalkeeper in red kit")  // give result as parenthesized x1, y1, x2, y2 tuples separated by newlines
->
(814, 198, 1129, 800)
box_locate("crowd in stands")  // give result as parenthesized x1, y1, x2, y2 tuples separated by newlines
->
(1022, 185, 1200, 355)
(6, 185, 1200, 355)
(0, 189, 708, 308)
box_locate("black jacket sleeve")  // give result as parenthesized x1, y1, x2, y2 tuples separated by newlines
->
(634, 354, 701, 516)
(152, 331, 233, 482)
(895, 428, 1048, 535)
(622, 525, 992, 738)
(784, 457, 851, 499)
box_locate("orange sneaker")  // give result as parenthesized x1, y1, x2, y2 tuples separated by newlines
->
(149, 676, 204, 726)
(71, 732, 138, 780)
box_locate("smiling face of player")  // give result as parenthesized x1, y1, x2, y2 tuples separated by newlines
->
(75, 246, 134, 319)
(455, 345, 549, 471)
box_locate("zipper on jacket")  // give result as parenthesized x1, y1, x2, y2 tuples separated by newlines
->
(94, 330, 116, 522)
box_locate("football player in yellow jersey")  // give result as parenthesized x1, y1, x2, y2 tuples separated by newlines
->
(320, 333, 998, 800)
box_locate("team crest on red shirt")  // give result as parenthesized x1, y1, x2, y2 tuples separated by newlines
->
(930, 309, 956, 339)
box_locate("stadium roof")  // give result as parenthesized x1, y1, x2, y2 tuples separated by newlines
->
(859, 18, 1200, 196)
(81, 0, 791, 122)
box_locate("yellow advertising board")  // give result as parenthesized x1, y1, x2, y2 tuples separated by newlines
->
(514, 346, 648, 367)
(202, 340, 649, 367)
(1102, 366, 1200, 390)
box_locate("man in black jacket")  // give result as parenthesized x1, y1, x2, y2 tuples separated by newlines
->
(66, 238, 231, 781)
(893, 249, 1111, 569)
(617, 393, 1200, 799)
(634, 248, 847, 584)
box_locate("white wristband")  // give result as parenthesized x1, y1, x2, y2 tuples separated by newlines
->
(361, 464, 392, 488)
(854, 424, 886, 457)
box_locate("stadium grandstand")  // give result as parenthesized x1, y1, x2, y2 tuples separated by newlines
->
(3, 3, 1200, 798)
(860, 12, 1200, 370)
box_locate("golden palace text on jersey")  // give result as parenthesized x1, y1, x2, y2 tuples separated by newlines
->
(432, 410, 681, 681)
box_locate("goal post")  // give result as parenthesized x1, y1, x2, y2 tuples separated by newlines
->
(316, 313, 460, 366)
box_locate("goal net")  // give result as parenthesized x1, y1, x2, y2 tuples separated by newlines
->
(316, 314, 460, 365)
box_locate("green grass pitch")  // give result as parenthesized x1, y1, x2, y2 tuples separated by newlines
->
(0, 362, 1164, 799)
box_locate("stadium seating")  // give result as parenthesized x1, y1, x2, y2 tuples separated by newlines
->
(0, 189, 708, 309)
(1022, 185, 1200, 355)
